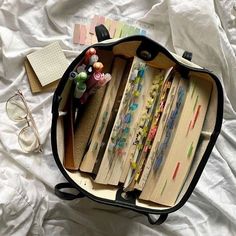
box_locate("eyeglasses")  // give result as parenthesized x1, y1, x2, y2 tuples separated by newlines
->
(6, 90, 42, 153)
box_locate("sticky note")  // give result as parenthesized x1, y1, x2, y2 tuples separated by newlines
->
(73, 24, 81, 44)
(127, 26, 136, 36)
(98, 15, 105, 25)
(121, 24, 129, 37)
(104, 18, 111, 31)
(114, 22, 124, 38)
(27, 42, 69, 87)
(84, 25, 92, 45)
(109, 20, 117, 38)
(79, 24, 87, 45)
(90, 15, 100, 35)
(140, 29, 147, 36)
(134, 27, 141, 35)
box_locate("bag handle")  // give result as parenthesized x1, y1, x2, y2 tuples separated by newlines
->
(146, 213, 168, 225)
(95, 24, 111, 42)
(55, 182, 85, 200)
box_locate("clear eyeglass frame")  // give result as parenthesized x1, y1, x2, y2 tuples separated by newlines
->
(6, 89, 43, 153)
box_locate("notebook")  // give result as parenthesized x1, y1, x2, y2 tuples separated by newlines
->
(27, 42, 69, 87)
(24, 59, 58, 94)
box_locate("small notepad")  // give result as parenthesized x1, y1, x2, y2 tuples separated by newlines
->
(27, 42, 69, 86)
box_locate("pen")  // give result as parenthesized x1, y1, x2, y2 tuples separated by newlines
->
(85, 54, 99, 72)
(75, 71, 88, 83)
(93, 62, 104, 73)
(74, 82, 87, 98)
(76, 64, 86, 73)
(73, 72, 88, 99)
(80, 73, 112, 104)
(97, 73, 111, 87)
(84, 48, 96, 64)
(89, 54, 99, 65)
(86, 71, 103, 89)
(69, 71, 77, 80)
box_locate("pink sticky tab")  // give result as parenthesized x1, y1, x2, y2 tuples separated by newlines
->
(98, 15, 105, 25)
(79, 24, 87, 45)
(172, 162, 180, 180)
(85, 25, 92, 45)
(90, 15, 100, 35)
(73, 24, 81, 44)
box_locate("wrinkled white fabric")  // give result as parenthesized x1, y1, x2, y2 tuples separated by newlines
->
(0, 0, 236, 235)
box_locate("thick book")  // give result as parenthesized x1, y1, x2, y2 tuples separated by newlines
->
(140, 75, 212, 206)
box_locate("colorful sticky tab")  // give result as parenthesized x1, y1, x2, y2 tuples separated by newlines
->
(134, 27, 141, 35)
(186, 120, 192, 136)
(104, 18, 111, 31)
(85, 25, 92, 45)
(120, 24, 130, 37)
(191, 105, 201, 129)
(154, 155, 163, 171)
(98, 15, 105, 25)
(161, 180, 168, 196)
(79, 24, 87, 45)
(131, 161, 137, 169)
(90, 15, 100, 35)
(193, 95, 199, 111)
(187, 142, 194, 158)
(128, 26, 136, 35)
(109, 20, 117, 38)
(124, 113, 132, 123)
(114, 22, 124, 38)
(191, 81, 196, 98)
(129, 103, 138, 111)
(172, 162, 180, 180)
(140, 29, 147, 36)
(73, 24, 81, 44)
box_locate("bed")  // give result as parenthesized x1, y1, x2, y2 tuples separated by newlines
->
(0, 0, 236, 235)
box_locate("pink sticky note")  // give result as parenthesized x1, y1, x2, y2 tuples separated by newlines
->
(98, 16, 105, 25)
(79, 24, 87, 45)
(73, 24, 81, 44)
(90, 15, 100, 35)
(85, 25, 92, 45)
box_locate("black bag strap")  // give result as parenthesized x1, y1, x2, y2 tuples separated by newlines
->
(55, 182, 85, 200)
(146, 213, 168, 225)
(95, 24, 111, 42)
(182, 51, 192, 61)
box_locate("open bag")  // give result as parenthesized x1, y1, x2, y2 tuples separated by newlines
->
(51, 25, 223, 224)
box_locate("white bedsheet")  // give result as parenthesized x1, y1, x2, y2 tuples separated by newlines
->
(1, 0, 236, 235)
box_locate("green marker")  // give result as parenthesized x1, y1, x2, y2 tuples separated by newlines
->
(74, 81, 86, 99)
(75, 71, 88, 83)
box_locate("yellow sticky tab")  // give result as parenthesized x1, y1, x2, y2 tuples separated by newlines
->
(131, 161, 137, 169)
(133, 91, 140, 97)
(114, 22, 124, 38)
(134, 172, 140, 181)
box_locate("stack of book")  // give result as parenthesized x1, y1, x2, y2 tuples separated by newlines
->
(64, 55, 212, 207)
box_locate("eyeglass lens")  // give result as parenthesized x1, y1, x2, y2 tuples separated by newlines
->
(6, 93, 41, 153)
(19, 126, 40, 153)
(6, 94, 28, 121)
